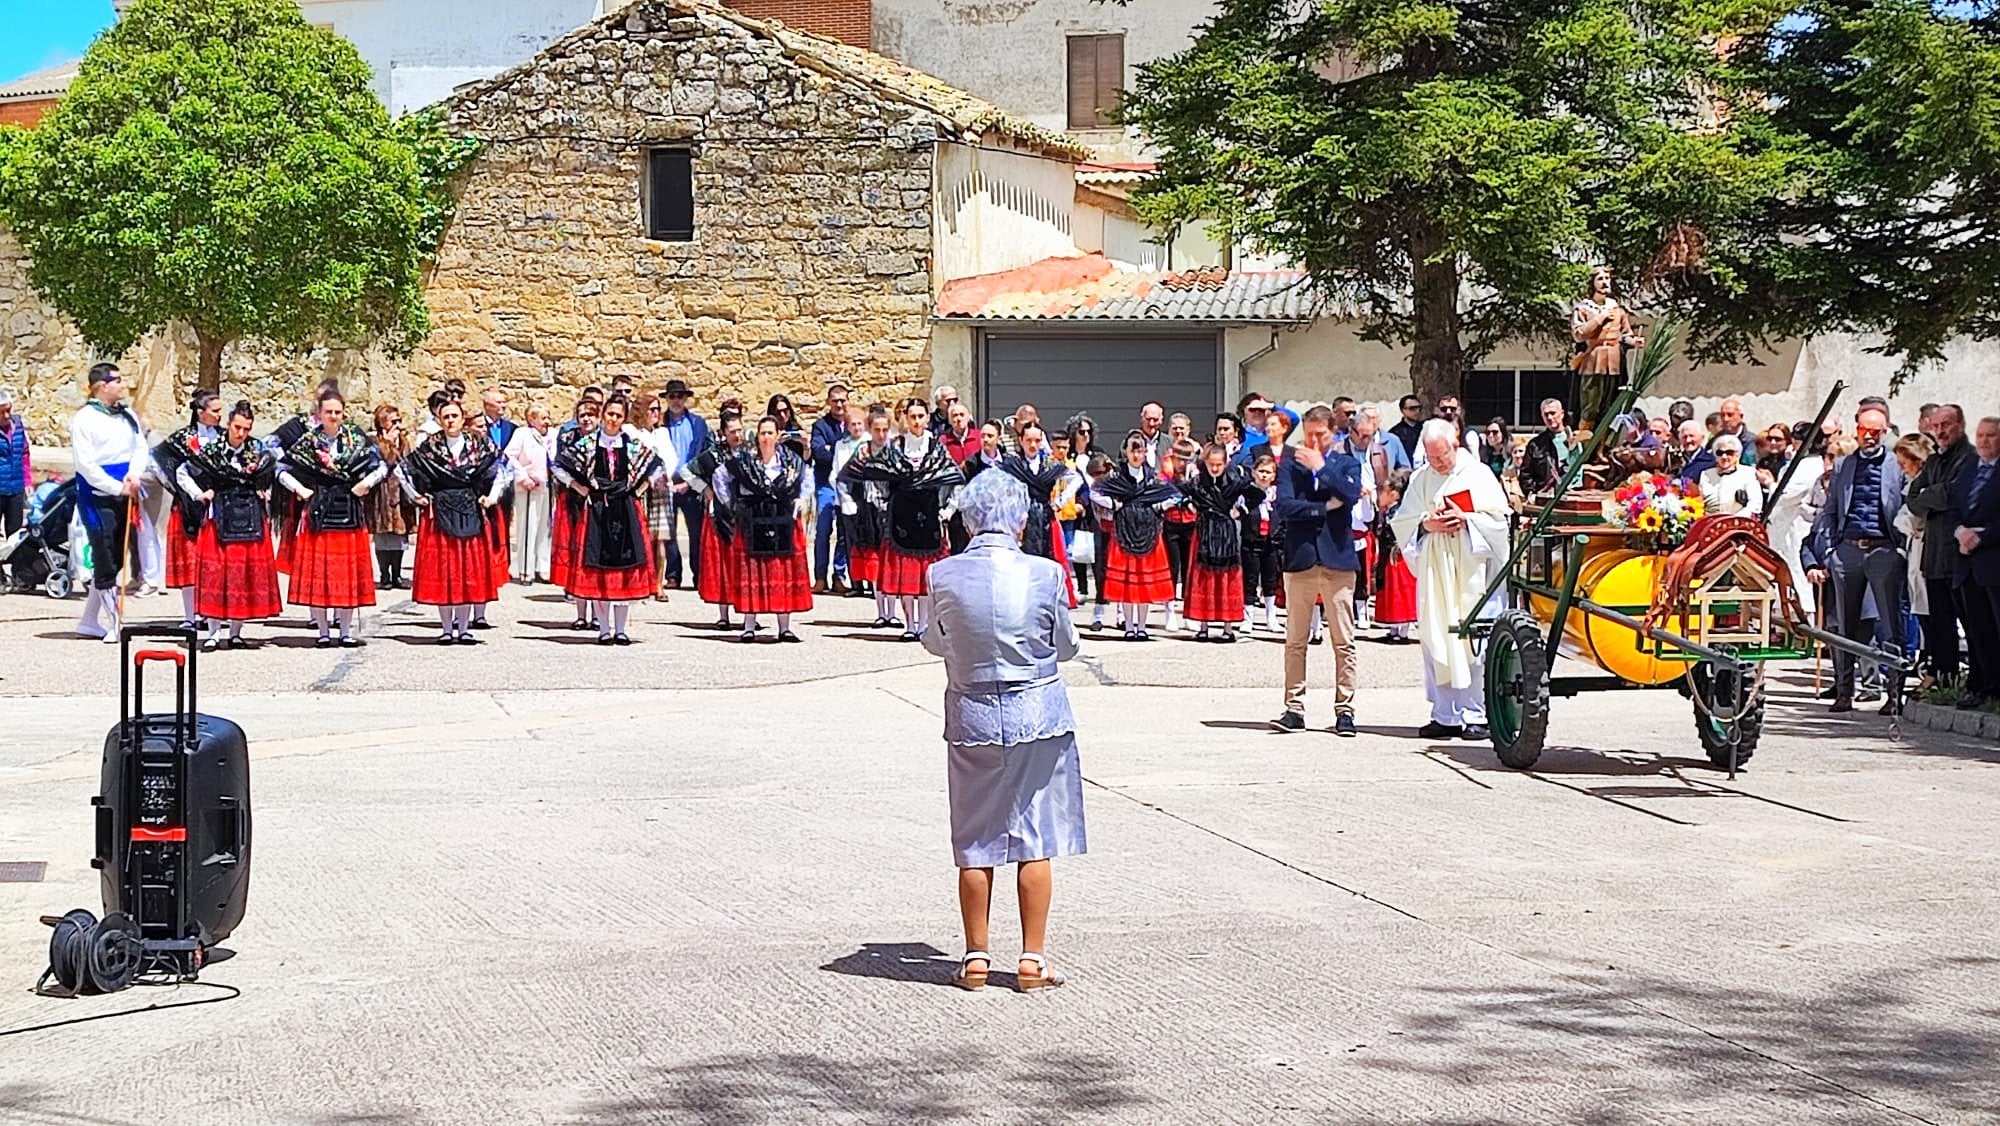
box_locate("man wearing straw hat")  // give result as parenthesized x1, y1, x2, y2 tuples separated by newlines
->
(69, 362, 151, 641)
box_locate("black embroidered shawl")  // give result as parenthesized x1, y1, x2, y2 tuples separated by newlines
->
(1000, 453, 1069, 560)
(727, 447, 807, 559)
(282, 423, 383, 532)
(1096, 464, 1179, 555)
(557, 430, 660, 570)
(192, 438, 277, 544)
(683, 437, 739, 542)
(405, 431, 501, 540)
(153, 425, 215, 538)
(1184, 465, 1264, 566)
(843, 442, 964, 553)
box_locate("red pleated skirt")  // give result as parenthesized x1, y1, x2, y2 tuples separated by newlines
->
(732, 523, 813, 614)
(1036, 517, 1077, 608)
(1183, 534, 1243, 623)
(1105, 536, 1175, 605)
(550, 496, 580, 589)
(1375, 552, 1418, 625)
(274, 507, 305, 575)
(564, 501, 653, 603)
(165, 507, 201, 588)
(848, 542, 881, 585)
(412, 516, 501, 606)
(487, 509, 510, 590)
(287, 523, 376, 609)
(698, 515, 738, 607)
(194, 522, 281, 622)
(879, 544, 944, 596)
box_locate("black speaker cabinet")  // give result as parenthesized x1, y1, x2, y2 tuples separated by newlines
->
(93, 627, 251, 950)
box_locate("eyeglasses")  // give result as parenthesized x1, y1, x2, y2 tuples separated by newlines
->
(1856, 426, 1886, 439)
(1717, 450, 1740, 458)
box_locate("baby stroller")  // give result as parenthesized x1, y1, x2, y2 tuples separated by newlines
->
(2, 478, 79, 598)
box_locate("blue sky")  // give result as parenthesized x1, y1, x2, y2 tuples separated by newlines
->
(2, 1, 117, 86)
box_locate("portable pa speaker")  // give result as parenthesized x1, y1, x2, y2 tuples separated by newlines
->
(92, 626, 252, 956)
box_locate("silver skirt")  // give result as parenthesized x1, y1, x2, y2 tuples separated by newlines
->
(947, 732, 1087, 868)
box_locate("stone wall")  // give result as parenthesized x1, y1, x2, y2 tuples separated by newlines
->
(419, 1, 942, 415)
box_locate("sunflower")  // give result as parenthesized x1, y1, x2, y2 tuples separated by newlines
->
(1683, 496, 1706, 518)
(1636, 508, 1665, 532)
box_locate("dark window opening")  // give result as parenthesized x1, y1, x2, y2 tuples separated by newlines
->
(1067, 34, 1124, 130)
(646, 148, 694, 242)
(1464, 368, 1580, 429)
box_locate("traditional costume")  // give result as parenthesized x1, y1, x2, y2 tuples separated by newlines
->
(401, 430, 508, 643)
(1182, 464, 1263, 638)
(1096, 462, 1180, 639)
(1000, 451, 1081, 607)
(554, 426, 664, 644)
(717, 445, 814, 640)
(1372, 503, 1419, 640)
(278, 422, 386, 646)
(153, 422, 220, 627)
(837, 439, 889, 607)
(681, 436, 743, 627)
(844, 434, 963, 637)
(69, 398, 150, 641)
(181, 434, 281, 647)
(1239, 487, 1282, 631)
(1388, 447, 1509, 732)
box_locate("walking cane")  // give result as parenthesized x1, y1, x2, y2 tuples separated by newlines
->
(1812, 597, 1824, 696)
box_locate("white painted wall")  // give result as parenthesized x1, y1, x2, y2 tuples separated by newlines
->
(931, 141, 1080, 285)
(873, 0, 1218, 138)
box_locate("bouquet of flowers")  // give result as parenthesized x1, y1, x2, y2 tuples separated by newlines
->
(1603, 474, 1706, 549)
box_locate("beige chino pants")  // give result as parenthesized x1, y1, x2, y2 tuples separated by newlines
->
(1283, 565, 1357, 718)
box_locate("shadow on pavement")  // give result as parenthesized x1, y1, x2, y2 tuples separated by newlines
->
(0, 1084, 149, 1126)
(573, 1047, 1148, 1124)
(1365, 963, 1999, 1120)
(819, 940, 959, 986)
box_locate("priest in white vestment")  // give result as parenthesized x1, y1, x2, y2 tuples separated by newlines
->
(1389, 420, 1511, 738)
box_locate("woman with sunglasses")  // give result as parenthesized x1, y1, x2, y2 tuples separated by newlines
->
(1697, 433, 1764, 516)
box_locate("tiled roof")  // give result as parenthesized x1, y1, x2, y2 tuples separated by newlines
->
(0, 61, 80, 102)
(450, 1, 1090, 161)
(935, 254, 1356, 323)
(1076, 161, 1155, 186)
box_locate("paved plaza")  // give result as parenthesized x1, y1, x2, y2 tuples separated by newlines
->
(0, 586, 1996, 1124)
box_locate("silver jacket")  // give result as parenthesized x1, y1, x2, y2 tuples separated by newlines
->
(923, 531, 1080, 745)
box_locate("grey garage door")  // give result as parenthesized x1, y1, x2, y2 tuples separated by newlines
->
(981, 332, 1220, 437)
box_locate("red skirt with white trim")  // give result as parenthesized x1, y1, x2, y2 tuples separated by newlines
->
(165, 507, 201, 589)
(412, 515, 501, 606)
(848, 542, 881, 585)
(878, 544, 944, 596)
(1375, 552, 1418, 625)
(698, 515, 738, 607)
(1183, 535, 1244, 623)
(1105, 537, 1175, 605)
(732, 523, 813, 614)
(287, 523, 376, 609)
(194, 521, 281, 622)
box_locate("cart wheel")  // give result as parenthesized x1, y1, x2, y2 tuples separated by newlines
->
(44, 570, 72, 600)
(1692, 661, 1761, 769)
(1484, 609, 1551, 769)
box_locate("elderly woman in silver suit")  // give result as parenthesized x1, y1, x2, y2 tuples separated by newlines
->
(922, 469, 1087, 993)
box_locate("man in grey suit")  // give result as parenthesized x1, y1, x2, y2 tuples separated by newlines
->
(923, 470, 1086, 992)
(1804, 404, 1908, 714)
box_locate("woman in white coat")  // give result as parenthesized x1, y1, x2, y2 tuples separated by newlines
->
(504, 405, 555, 584)
(1766, 426, 1824, 616)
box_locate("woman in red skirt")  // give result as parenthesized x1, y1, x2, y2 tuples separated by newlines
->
(1182, 443, 1264, 643)
(1373, 467, 1419, 642)
(718, 415, 813, 643)
(550, 392, 603, 629)
(553, 393, 664, 646)
(155, 391, 222, 629)
(276, 389, 386, 648)
(682, 408, 748, 629)
(853, 398, 961, 641)
(999, 421, 1080, 607)
(837, 406, 897, 626)
(183, 400, 281, 650)
(1096, 430, 1180, 641)
(400, 399, 506, 645)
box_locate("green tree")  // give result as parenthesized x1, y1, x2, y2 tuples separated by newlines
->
(1120, 0, 1798, 403)
(1701, 0, 2000, 385)
(0, 0, 471, 388)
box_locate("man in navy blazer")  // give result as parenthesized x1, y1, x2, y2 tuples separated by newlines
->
(1947, 417, 2000, 707)
(1803, 404, 1908, 713)
(1269, 405, 1364, 736)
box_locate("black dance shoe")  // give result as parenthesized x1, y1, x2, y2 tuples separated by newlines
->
(779, 630, 802, 643)
(1416, 721, 1463, 739)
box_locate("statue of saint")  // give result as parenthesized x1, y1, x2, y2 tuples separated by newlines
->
(1571, 266, 1644, 434)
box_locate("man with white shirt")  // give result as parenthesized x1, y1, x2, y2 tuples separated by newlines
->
(69, 363, 151, 641)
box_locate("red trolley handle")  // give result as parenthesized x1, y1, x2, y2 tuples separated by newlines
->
(133, 649, 187, 668)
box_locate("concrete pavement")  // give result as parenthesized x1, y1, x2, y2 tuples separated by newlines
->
(0, 586, 1995, 1123)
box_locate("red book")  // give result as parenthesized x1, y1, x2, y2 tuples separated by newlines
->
(1445, 490, 1475, 513)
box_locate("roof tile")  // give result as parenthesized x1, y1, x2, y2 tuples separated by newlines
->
(936, 253, 1350, 323)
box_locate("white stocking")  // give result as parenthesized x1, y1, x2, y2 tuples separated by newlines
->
(899, 596, 920, 632)
(876, 592, 893, 621)
(181, 587, 199, 624)
(438, 606, 455, 633)
(777, 612, 792, 634)
(335, 607, 355, 639)
(311, 607, 329, 637)
(1134, 603, 1152, 632)
(611, 602, 629, 635)
(743, 612, 761, 633)
(228, 620, 243, 640)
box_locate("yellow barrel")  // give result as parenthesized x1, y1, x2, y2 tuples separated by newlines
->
(1527, 548, 1686, 686)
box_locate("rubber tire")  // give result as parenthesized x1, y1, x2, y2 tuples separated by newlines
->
(1692, 661, 1761, 769)
(44, 570, 71, 599)
(1484, 609, 1552, 769)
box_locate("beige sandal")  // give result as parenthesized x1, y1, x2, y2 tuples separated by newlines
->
(1014, 952, 1065, 992)
(951, 950, 990, 991)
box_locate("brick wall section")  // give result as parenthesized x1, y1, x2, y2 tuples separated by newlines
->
(0, 99, 55, 128)
(426, 0, 936, 412)
(725, 0, 870, 47)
